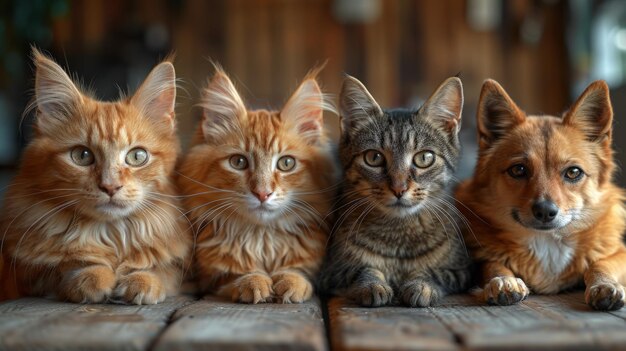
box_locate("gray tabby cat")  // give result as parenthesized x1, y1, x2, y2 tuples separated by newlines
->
(319, 76, 471, 307)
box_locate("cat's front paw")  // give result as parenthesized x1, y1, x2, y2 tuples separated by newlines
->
(400, 279, 442, 307)
(348, 281, 394, 307)
(114, 271, 166, 305)
(62, 265, 116, 303)
(232, 273, 273, 304)
(272, 271, 313, 304)
(586, 281, 625, 311)
(484, 276, 529, 306)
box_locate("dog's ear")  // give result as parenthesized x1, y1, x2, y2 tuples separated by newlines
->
(563, 80, 612, 143)
(477, 79, 525, 149)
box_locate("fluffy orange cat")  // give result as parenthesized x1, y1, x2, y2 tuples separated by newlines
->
(456, 79, 626, 310)
(177, 67, 338, 304)
(0, 49, 190, 304)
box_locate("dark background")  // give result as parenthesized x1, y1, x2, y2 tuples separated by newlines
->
(1, 0, 625, 193)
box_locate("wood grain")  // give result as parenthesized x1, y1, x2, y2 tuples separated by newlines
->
(328, 297, 459, 351)
(4, 292, 626, 350)
(329, 292, 626, 351)
(457, 292, 626, 350)
(0, 296, 193, 351)
(152, 296, 327, 351)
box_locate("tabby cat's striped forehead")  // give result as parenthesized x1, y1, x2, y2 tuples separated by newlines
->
(343, 108, 460, 161)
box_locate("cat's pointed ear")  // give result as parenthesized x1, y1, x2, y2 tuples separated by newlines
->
(339, 75, 383, 135)
(563, 80, 612, 143)
(281, 77, 334, 145)
(477, 79, 525, 149)
(33, 48, 83, 125)
(199, 68, 246, 144)
(419, 77, 463, 136)
(131, 61, 176, 128)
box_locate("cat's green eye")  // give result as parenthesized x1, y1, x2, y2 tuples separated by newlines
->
(229, 154, 249, 170)
(126, 148, 149, 167)
(277, 156, 296, 172)
(70, 146, 95, 166)
(413, 150, 435, 168)
(364, 150, 385, 167)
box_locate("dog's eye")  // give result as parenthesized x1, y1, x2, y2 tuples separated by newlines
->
(364, 150, 385, 167)
(564, 166, 584, 182)
(507, 164, 528, 179)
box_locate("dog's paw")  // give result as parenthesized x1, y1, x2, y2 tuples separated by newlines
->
(115, 271, 166, 305)
(61, 265, 116, 303)
(586, 281, 625, 311)
(484, 276, 529, 306)
(400, 279, 442, 307)
(232, 273, 273, 304)
(272, 271, 313, 304)
(348, 281, 394, 307)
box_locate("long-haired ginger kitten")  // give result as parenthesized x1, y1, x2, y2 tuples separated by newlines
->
(456, 79, 626, 310)
(0, 49, 190, 304)
(177, 67, 338, 304)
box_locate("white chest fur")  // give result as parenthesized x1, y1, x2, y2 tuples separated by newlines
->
(527, 234, 574, 276)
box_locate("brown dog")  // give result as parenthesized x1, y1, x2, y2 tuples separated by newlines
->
(456, 79, 626, 310)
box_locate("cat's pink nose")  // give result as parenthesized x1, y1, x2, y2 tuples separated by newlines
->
(252, 190, 272, 203)
(391, 184, 408, 199)
(99, 183, 123, 197)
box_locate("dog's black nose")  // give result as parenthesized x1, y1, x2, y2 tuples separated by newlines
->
(532, 200, 559, 223)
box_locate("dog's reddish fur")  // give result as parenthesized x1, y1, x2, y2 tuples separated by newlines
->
(456, 79, 626, 310)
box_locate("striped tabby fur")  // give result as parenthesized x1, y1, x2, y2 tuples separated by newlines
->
(319, 76, 471, 307)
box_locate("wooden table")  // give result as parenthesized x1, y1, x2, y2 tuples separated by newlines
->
(1, 291, 625, 350)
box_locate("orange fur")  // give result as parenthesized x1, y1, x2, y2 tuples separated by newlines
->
(177, 67, 338, 304)
(0, 49, 190, 304)
(456, 79, 626, 310)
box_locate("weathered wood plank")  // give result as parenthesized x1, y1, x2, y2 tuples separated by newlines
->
(0, 296, 194, 351)
(523, 292, 626, 350)
(152, 296, 327, 351)
(328, 297, 459, 351)
(432, 292, 626, 351)
(329, 292, 626, 351)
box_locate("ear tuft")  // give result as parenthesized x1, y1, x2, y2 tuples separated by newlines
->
(281, 76, 335, 145)
(339, 75, 383, 135)
(563, 80, 613, 143)
(419, 77, 463, 136)
(477, 79, 525, 149)
(199, 67, 247, 144)
(31, 47, 83, 131)
(131, 61, 177, 129)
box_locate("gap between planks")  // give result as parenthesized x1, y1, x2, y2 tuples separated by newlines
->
(328, 291, 626, 351)
(0, 295, 194, 351)
(151, 296, 327, 351)
(3, 292, 626, 351)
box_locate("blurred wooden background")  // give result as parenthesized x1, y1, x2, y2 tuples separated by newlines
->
(3, 0, 624, 182)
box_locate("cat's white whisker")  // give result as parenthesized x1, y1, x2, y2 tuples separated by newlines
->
(12, 199, 79, 273)
(430, 193, 482, 248)
(175, 171, 237, 194)
(1, 193, 82, 256)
